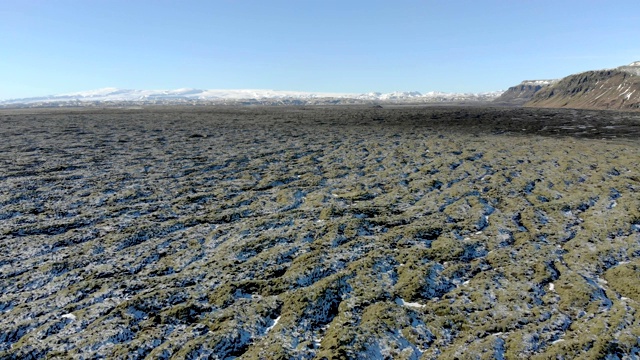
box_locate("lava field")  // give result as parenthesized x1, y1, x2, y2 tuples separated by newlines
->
(1, 106, 640, 359)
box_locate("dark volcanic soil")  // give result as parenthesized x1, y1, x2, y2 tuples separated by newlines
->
(1, 106, 640, 359)
(5, 105, 638, 139)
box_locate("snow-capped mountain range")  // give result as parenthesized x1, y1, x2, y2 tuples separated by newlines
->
(0, 88, 504, 107)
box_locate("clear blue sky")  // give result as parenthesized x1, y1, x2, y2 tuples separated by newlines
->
(2, 0, 639, 99)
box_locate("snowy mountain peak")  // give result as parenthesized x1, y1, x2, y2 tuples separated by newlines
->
(0, 88, 504, 107)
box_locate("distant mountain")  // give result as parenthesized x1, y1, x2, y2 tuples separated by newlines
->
(493, 79, 558, 106)
(525, 62, 640, 111)
(0, 88, 503, 108)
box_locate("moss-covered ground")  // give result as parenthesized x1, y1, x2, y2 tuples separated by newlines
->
(0, 106, 639, 359)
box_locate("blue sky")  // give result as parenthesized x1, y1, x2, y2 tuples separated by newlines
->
(2, 0, 639, 99)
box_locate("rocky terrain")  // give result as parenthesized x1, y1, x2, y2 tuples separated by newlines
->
(493, 80, 558, 106)
(525, 62, 640, 111)
(1, 106, 640, 359)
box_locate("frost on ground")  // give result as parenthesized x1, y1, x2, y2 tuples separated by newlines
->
(1, 106, 640, 359)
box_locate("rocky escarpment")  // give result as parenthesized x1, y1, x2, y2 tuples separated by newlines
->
(493, 80, 558, 106)
(526, 62, 640, 111)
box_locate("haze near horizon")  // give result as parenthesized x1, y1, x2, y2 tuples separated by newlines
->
(1, 0, 639, 100)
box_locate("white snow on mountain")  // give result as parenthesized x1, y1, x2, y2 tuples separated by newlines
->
(0, 88, 504, 106)
(520, 80, 559, 86)
(617, 62, 640, 76)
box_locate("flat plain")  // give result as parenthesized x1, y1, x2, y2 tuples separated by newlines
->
(1, 105, 640, 359)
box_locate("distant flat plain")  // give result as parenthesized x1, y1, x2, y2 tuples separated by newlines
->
(1, 106, 639, 359)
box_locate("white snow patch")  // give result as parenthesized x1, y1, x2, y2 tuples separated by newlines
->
(396, 298, 426, 309)
(620, 87, 632, 97)
(549, 283, 555, 292)
(265, 316, 281, 333)
(626, 90, 636, 100)
(61, 313, 76, 321)
(594, 91, 608, 100)
(313, 324, 331, 348)
(520, 79, 558, 86)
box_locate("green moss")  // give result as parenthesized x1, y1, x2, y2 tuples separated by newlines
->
(426, 235, 463, 262)
(208, 280, 267, 307)
(555, 270, 594, 313)
(604, 260, 640, 302)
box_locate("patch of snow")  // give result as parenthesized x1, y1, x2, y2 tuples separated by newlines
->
(620, 87, 632, 97)
(265, 316, 281, 333)
(61, 313, 76, 321)
(626, 90, 636, 100)
(548, 283, 555, 292)
(594, 91, 608, 100)
(395, 298, 426, 309)
(520, 79, 559, 86)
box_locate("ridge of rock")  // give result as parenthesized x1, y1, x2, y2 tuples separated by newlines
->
(525, 67, 640, 111)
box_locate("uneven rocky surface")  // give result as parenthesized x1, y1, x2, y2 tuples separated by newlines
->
(1, 106, 640, 359)
(526, 62, 640, 111)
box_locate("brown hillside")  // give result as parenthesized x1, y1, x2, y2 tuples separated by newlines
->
(493, 80, 557, 106)
(525, 68, 640, 111)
